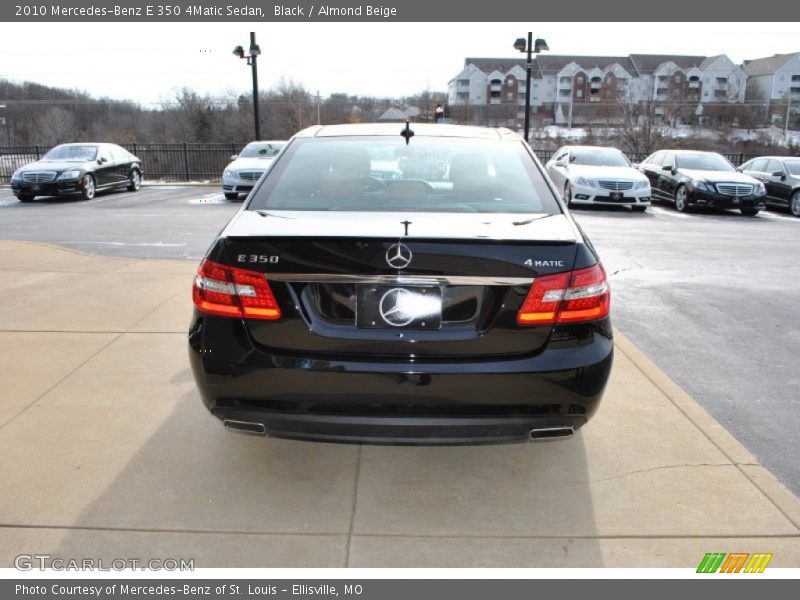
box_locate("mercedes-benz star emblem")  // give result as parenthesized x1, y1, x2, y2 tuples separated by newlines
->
(379, 288, 416, 327)
(385, 242, 412, 269)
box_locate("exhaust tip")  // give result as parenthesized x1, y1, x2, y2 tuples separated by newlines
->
(529, 426, 574, 442)
(223, 419, 267, 436)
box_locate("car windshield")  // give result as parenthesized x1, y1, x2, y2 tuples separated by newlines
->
(240, 143, 284, 158)
(676, 153, 734, 171)
(42, 145, 98, 162)
(570, 148, 630, 167)
(248, 137, 560, 214)
(785, 160, 800, 176)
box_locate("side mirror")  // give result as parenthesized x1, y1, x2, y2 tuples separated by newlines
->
(230, 154, 239, 161)
(772, 170, 785, 179)
(662, 164, 675, 173)
(555, 159, 567, 168)
(97, 157, 106, 164)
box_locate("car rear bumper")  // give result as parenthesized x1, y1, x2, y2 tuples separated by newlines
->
(188, 314, 614, 445)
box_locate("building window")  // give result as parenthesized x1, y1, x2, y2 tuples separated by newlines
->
(490, 78, 502, 85)
(576, 90, 583, 98)
(792, 75, 800, 82)
(716, 77, 728, 85)
(675, 74, 681, 82)
(456, 92, 469, 99)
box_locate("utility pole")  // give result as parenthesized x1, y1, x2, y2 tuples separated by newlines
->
(785, 96, 792, 140)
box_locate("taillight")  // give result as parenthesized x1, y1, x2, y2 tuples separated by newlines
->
(192, 259, 281, 320)
(517, 264, 609, 326)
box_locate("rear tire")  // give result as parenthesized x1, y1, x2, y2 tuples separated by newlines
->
(741, 208, 759, 217)
(127, 169, 141, 192)
(224, 192, 239, 200)
(81, 175, 96, 200)
(17, 194, 35, 202)
(791, 191, 800, 217)
(674, 185, 689, 212)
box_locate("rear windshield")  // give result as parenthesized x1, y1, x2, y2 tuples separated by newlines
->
(247, 137, 560, 214)
(676, 153, 734, 172)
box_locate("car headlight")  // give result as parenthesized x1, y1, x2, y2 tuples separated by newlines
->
(634, 180, 650, 190)
(223, 169, 235, 178)
(57, 170, 82, 180)
(754, 182, 766, 195)
(574, 176, 594, 187)
(691, 179, 710, 191)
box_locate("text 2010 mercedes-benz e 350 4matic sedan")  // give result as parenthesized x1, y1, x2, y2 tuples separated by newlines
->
(189, 123, 613, 445)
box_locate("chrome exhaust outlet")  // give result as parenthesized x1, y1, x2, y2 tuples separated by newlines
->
(528, 426, 575, 442)
(223, 419, 267, 436)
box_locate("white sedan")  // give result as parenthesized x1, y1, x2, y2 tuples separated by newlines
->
(545, 145, 651, 212)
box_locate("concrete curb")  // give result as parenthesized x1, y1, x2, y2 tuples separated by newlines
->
(614, 329, 800, 530)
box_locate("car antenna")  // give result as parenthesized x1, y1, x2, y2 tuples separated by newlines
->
(400, 120, 414, 145)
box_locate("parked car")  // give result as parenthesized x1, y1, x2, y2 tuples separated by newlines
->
(639, 150, 766, 216)
(222, 141, 285, 200)
(739, 156, 800, 217)
(544, 145, 651, 212)
(189, 123, 613, 445)
(10, 143, 141, 202)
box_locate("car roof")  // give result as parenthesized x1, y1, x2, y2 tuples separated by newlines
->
(292, 123, 522, 141)
(747, 155, 799, 161)
(245, 140, 287, 145)
(560, 145, 623, 152)
(659, 149, 721, 155)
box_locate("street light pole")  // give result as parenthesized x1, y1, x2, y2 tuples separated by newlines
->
(233, 33, 262, 140)
(523, 32, 533, 144)
(514, 33, 548, 144)
(250, 32, 260, 140)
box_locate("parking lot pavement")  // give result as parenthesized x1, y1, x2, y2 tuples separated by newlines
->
(0, 240, 799, 568)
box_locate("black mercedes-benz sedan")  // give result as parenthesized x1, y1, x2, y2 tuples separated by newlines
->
(188, 123, 613, 445)
(639, 149, 766, 216)
(10, 143, 142, 201)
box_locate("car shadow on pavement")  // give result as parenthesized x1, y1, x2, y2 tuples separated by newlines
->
(49, 385, 602, 568)
(569, 205, 655, 218)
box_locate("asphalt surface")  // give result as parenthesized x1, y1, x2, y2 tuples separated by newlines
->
(0, 184, 799, 498)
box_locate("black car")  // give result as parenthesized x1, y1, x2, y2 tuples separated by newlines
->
(188, 123, 613, 445)
(10, 143, 142, 202)
(639, 150, 766, 216)
(739, 156, 800, 217)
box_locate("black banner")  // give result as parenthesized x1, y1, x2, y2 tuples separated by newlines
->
(3, 579, 799, 600)
(0, 0, 795, 21)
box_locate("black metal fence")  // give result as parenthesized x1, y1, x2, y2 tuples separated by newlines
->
(0, 144, 762, 184)
(0, 143, 246, 184)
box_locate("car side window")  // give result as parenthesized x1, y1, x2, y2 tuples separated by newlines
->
(645, 152, 663, 167)
(749, 158, 767, 172)
(663, 153, 675, 170)
(98, 146, 111, 163)
(766, 159, 783, 175)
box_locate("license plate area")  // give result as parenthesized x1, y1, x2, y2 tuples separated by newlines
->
(609, 191, 624, 200)
(356, 285, 442, 330)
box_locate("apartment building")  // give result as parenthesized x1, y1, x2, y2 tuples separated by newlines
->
(743, 53, 800, 122)
(447, 53, 747, 127)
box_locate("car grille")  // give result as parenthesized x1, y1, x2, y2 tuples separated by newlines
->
(22, 171, 57, 183)
(238, 170, 265, 182)
(598, 180, 634, 191)
(716, 183, 753, 196)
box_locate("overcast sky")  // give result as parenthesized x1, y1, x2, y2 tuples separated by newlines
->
(1, 22, 799, 105)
